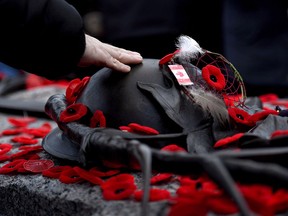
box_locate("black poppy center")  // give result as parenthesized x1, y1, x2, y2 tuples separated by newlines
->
(115, 188, 125, 194)
(236, 114, 244, 120)
(68, 108, 76, 114)
(210, 75, 217, 82)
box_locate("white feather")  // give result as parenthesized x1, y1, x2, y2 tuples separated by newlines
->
(175, 35, 204, 62)
(188, 86, 229, 125)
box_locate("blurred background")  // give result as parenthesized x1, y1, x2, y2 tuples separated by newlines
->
(1, 0, 287, 97)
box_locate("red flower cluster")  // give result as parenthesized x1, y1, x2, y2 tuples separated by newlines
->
(65, 76, 90, 104)
(228, 107, 279, 128)
(119, 123, 159, 135)
(59, 103, 88, 123)
(202, 64, 226, 91)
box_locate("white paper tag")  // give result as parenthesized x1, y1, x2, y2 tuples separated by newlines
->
(168, 65, 193, 86)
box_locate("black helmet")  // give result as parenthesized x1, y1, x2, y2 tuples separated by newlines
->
(42, 36, 246, 164)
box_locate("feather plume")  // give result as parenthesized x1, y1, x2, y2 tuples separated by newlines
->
(187, 86, 229, 125)
(174, 35, 204, 62)
(173, 35, 229, 125)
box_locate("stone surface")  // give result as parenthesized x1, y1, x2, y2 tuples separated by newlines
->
(0, 86, 174, 216)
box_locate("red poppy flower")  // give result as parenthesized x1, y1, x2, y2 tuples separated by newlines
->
(248, 110, 279, 124)
(168, 197, 208, 216)
(128, 123, 159, 135)
(259, 94, 278, 103)
(42, 166, 72, 179)
(270, 189, 288, 213)
(59, 103, 88, 123)
(214, 133, 244, 148)
(101, 173, 135, 190)
(18, 145, 43, 151)
(176, 185, 199, 198)
(27, 154, 41, 160)
(228, 107, 254, 126)
(10, 150, 37, 160)
(150, 173, 174, 185)
(0, 155, 11, 162)
(1, 128, 23, 135)
(102, 181, 137, 200)
(73, 166, 104, 185)
(207, 196, 238, 215)
(178, 175, 201, 187)
(11, 135, 38, 145)
(271, 130, 288, 138)
(0, 159, 26, 174)
(119, 126, 133, 132)
(202, 65, 226, 91)
(59, 168, 84, 184)
(239, 184, 274, 215)
(0, 143, 13, 155)
(102, 160, 127, 169)
(134, 188, 171, 202)
(23, 159, 54, 173)
(8, 117, 36, 127)
(159, 50, 179, 65)
(65, 76, 90, 104)
(90, 110, 106, 128)
(89, 166, 120, 178)
(24, 123, 52, 137)
(161, 144, 186, 152)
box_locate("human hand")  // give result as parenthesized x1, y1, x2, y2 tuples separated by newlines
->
(78, 34, 143, 72)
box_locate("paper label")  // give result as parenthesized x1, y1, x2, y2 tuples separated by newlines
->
(168, 65, 193, 86)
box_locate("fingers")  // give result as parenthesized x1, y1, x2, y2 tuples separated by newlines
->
(105, 55, 132, 73)
(78, 34, 143, 72)
(104, 43, 143, 65)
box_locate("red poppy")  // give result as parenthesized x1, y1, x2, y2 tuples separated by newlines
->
(248, 110, 279, 124)
(59, 103, 88, 123)
(202, 64, 226, 91)
(259, 94, 279, 103)
(1, 128, 23, 136)
(214, 133, 244, 148)
(161, 144, 186, 152)
(102, 181, 137, 200)
(168, 197, 208, 216)
(11, 135, 38, 145)
(134, 188, 171, 202)
(59, 168, 84, 184)
(128, 123, 159, 135)
(239, 184, 274, 215)
(90, 110, 106, 128)
(0, 155, 11, 162)
(0, 143, 13, 155)
(271, 130, 288, 138)
(89, 166, 120, 178)
(0, 159, 26, 174)
(73, 166, 104, 185)
(101, 173, 135, 190)
(159, 50, 179, 65)
(42, 166, 72, 179)
(27, 154, 41, 160)
(24, 123, 52, 137)
(65, 76, 90, 104)
(23, 159, 54, 173)
(270, 189, 288, 213)
(150, 173, 174, 185)
(18, 145, 43, 151)
(119, 126, 133, 132)
(228, 107, 254, 126)
(10, 150, 38, 160)
(178, 175, 201, 187)
(207, 196, 238, 215)
(8, 117, 36, 127)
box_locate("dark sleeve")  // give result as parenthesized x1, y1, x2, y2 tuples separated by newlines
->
(0, 0, 86, 79)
